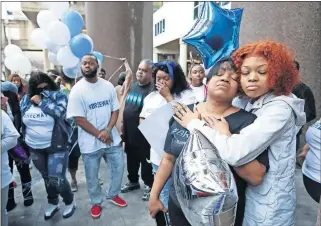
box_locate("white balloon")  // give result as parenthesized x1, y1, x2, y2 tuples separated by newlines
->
(48, 52, 60, 66)
(4, 44, 23, 58)
(44, 39, 63, 53)
(4, 56, 16, 71)
(37, 10, 59, 29)
(57, 46, 79, 68)
(47, 2, 69, 20)
(10, 55, 32, 75)
(30, 28, 50, 49)
(46, 21, 71, 46)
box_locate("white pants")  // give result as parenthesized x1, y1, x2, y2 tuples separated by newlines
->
(1, 185, 9, 226)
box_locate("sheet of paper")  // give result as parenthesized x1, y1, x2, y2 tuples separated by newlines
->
(138, 103, 173, 152)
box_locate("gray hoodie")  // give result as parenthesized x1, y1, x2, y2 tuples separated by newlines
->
(186, 92, 306, 226)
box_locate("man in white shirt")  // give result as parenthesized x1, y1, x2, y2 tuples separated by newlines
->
(67, 54, 127, 219)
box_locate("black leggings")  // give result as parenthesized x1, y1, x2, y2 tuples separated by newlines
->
(7, 154, 32, 205)
(68, 128, 81, 171)
(168, 196, 191, 226)
(303, 174, 321, 203)
(68, 144, 80, 170)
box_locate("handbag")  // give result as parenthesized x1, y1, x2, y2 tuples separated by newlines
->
(9, 138, 30, 164)
(173, 129, 238, 226)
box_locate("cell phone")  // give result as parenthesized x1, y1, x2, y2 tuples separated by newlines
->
(155, 211, 170, 226)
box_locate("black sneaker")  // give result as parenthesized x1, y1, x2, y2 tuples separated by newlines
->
(121, 182, 140, 193)
(142, 185, 151, 201)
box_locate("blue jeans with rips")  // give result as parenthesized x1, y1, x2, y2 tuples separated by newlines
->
(82, 144, 124, 206)
(29, 148, 74, 205)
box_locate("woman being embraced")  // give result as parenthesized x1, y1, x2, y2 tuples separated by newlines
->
(175, 40, 306, 225)
(20, 71, 76, 220)
(149, 57, 270, 226)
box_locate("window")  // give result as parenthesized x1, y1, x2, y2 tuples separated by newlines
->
(216, 1, 231, 9)
(193, 1, 204, 20)
(194, 1, 231, 20)
(163, 19, 165, 32)
(154, 19, 165, 36)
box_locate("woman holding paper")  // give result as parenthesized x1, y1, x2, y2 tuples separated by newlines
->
(172, 40, 306, 225)
(140, 60, 195, 225)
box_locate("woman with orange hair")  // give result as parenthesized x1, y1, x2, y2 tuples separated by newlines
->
(173, 40, 306, 225)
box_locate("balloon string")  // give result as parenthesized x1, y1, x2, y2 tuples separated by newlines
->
(103, 54, 123, 61)
(108, 62, 125, 81)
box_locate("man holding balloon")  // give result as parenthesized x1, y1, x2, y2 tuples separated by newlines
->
(67, 54, 127, 219)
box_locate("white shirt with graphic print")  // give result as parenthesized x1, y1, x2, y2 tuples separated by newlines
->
(66, 78, 121, 154)
(23, 105, 55, 149)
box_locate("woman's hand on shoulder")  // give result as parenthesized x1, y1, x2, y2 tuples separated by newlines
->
(173, 102, 201, 128)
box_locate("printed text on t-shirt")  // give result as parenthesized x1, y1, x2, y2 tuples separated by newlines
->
(88, 100, 110, 110)
(24, 112, 47, 119)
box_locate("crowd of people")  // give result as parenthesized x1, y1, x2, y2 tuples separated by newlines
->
(1, 39, 320, 226)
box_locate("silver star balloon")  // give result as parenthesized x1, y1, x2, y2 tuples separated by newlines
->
(174, 129, 238, 226)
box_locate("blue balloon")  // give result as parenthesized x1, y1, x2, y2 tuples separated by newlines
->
(63, 10, 84, 38)
(63, 64, 81, 79)
(93, 51, 103, 64)
(183, 2, 243, 69)
(69, 34, 94, 58)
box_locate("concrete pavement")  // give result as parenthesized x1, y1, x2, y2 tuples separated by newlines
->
(8, 156, 319, 226)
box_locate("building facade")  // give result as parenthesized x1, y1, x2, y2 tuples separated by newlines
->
(152, 1, 231, 74)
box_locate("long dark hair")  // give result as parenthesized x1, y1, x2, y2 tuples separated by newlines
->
(28, 71, 59, 97)
(152, 60, 189, 97)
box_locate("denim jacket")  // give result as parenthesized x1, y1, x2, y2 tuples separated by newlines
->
(20, 90, 72, 151)
(186, 92, 306, 226)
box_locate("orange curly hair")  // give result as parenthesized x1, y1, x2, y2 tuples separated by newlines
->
(232, 40, 300, 96)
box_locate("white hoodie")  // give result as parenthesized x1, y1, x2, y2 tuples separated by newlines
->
(186, 92, 306, 226)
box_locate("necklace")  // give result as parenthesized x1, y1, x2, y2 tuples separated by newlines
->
(203, 103, 232, 120)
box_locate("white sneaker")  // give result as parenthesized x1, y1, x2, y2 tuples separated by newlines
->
(63, 201, 76, 218)
(44, 203, 59, 220)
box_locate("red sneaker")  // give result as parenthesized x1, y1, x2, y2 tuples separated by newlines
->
(12, 181, 17, 188)
(109, 196, 127, 207)
(91, 205, 101, 219)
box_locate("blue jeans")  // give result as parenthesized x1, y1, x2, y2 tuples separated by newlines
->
(29, 148, 73, 205)
(82, 145, 124, 206)
(152, 163, 172, 225)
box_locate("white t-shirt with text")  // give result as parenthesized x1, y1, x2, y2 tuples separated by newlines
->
(23, 105, 55, 149)
(67, 78, 121, 154)
(140, 89, 197, 166)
